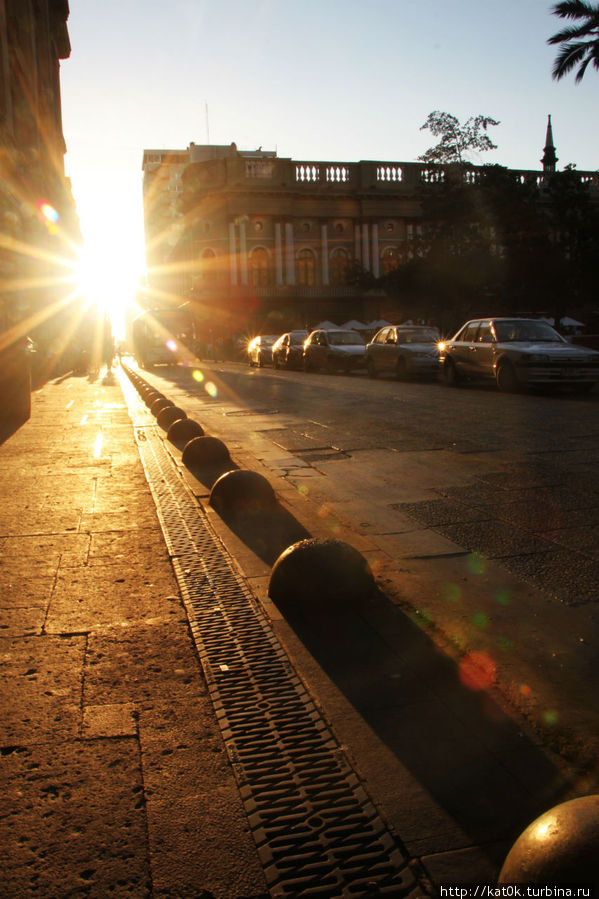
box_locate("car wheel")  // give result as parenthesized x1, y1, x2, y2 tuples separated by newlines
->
(367, 359, 377, 379)
(396, 358, 409, 381)
(273, 356, 279, 370)
(443, 359, 461, 387)
(496, 362, 520, 393)
(326, 356, 337, 374)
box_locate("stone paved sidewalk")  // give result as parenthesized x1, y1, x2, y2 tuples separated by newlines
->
(0, 371, 266, 898)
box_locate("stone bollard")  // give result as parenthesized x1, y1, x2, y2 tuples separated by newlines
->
(498, 795, 599, 885)
(156, 405, 187, 430)
(268, 538, 375, 610)
(181, 435, 230, 469)
(209, 469, 276, 517)
(146, 396, 175, 418)
(166, 418, 204, 445)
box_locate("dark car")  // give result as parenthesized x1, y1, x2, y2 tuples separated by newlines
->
(247, 334, 279, 367)
(303, 329, 366, 373)
(272, 330, 309, 369)
(439, 317, 599, 392)
(365, 325, 441, 380)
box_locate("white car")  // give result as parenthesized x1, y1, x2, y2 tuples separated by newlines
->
(303, 329, 366, 373)
(440, 317, 599, 392)
(366, 325, 441, 380)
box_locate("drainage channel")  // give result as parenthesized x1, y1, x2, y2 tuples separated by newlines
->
(132, 418, 427, 897)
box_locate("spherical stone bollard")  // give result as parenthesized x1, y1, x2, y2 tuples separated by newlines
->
(268, 538, 375, 610)
(209, 469, 276, 517)
(156, 405, 187, 430)
(182, 435, 230, 468)
(498, 795, 599, 885)
(166, 418, 204, 444)
(150, 396, 174, 416)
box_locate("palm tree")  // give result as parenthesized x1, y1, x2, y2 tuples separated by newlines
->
(548, 1, 599, 83)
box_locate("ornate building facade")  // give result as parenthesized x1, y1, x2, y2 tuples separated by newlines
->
(142, 129, 599, 341)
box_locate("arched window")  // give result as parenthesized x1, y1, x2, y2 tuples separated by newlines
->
(297, 249, 316, 286)
(250, 247, 270, 287)
(201, 248, 217, 284)
(381, 246, 400, 275)
(330, 248, 349, 285)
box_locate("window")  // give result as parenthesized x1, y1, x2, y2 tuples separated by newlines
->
(460, 323, 480, 342)
(297, 249, 316, 286)
(250, 248, 270, 287)
(330, 248, 349, 285)
(477, 322, 494, 343)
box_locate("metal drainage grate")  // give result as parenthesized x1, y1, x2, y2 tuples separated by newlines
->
(134, 424, 426, 898)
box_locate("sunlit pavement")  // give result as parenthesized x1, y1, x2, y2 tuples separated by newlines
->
(0, 364, 595, 895)
(0, 369, 265, 898)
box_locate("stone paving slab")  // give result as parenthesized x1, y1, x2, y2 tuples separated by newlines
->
(0, 372, 267, 899)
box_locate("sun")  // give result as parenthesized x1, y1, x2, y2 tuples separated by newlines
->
(75, 241, 140, 340)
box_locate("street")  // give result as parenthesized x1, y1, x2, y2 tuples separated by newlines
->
(138, 360, 599, 770)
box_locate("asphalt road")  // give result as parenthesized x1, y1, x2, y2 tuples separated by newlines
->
(140, 359, 599, 772)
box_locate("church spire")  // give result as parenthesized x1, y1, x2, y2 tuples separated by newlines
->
(542, 114, 558, 175)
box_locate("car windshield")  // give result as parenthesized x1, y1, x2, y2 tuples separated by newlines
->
(261, 336, 277, 346)
(328, 331, 365, 346)
(397, 328, 440, 344)
(290, 332, 308, 344)
(493, 321, 564, 343)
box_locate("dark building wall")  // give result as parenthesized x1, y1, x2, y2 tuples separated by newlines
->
(1, 0, 81, 388)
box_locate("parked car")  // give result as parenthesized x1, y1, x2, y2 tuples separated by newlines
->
(439, 317, 599, 392)
(365, 325, 441, 380)
(247, 334, 279, 367)
(303, 329, 366, 373)
(272, 330, 309, 369)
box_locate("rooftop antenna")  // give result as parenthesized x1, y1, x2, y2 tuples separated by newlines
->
(205, 102, 210, 145)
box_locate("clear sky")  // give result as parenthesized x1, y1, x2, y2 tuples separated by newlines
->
(59, 0, 598, 328)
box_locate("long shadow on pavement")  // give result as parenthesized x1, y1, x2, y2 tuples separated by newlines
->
(279, 589, 574, 874)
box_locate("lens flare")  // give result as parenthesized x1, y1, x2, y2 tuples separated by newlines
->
(205, 381, 218, 398)
(166, 339, 177, 352)
(192, 369, 205, 383)
(459, 650, 496, 691)
(37, 200, 60, 235)
(443, 582, 461, 603)
(472, 612, 489, 630)
(467, 553, 486, 575)
(494, 588, 511, 606)
(38, 200, 59, 223)
(542, 710, 559, 726)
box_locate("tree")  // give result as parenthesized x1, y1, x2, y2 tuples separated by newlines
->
(418, 111, 500, 165)
(548, 1, 599, 83)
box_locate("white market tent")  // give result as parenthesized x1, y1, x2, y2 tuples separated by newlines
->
(367, 319, 392, 329)
(341, 319, 369, 331)
(311, 320, 339, 330)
